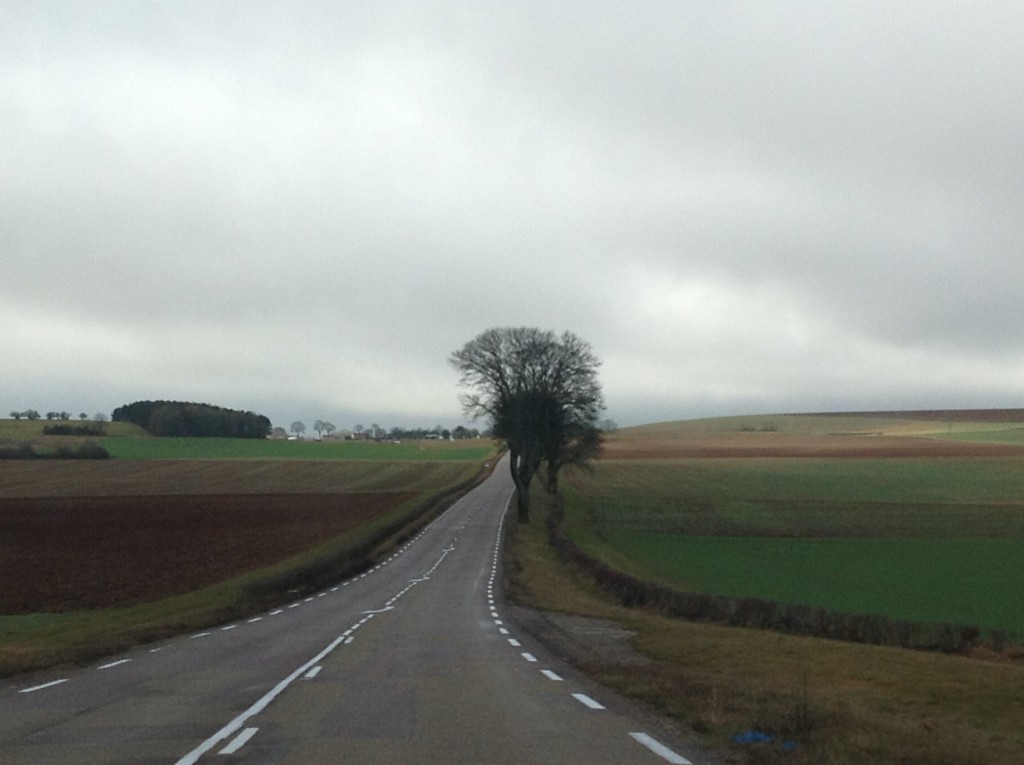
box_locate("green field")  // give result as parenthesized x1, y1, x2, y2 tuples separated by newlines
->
(98, 435, 496, 461)
(563, 454, 1024, 634)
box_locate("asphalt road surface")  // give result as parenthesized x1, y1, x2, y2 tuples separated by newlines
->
(1, 457, 702, 764)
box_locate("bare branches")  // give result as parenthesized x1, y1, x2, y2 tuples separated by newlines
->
(450, 327, 604, 522)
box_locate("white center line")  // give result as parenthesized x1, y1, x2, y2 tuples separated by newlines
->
(521, 652, 537, 662)
(175, 630, 353, 764)
(572, 693, 605, 710)
(190, 632, 212, 639)
(508, 638, 521, 647)
(541, 670, 563, 681)
(218, 727, 258, 755)
(220, 625, 237, 631)
(18, 679, 68, 694)
(247, 617, 263, 623)
(629, 732, 692, 764)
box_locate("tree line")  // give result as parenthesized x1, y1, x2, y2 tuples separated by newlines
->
(112, 400, 271, 439)
(9, 410, 108, 422)
(276, 422, 482, 440)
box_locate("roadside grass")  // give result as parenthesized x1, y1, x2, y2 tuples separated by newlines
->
(504, 488, 1024, 765)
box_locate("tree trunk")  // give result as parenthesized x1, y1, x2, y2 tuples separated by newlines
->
(509, 446, 539, 523)
(545, 466, 559, 494)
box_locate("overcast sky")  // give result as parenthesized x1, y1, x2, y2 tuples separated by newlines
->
(4, 2, 1023, 430)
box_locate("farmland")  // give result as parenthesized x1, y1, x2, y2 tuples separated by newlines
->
(0, 432, 497, 675)
(561, 413, 1024, 635)
(503, 411, 1024, 764)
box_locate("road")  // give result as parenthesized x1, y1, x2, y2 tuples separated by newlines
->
(1, 457, 701, 764)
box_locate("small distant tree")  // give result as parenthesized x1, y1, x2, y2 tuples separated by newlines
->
(79, 412, 89, 421)
(10, 411, 22, 420)
(290, 421, 306, 439)
(313, 419, 325, 439)
(323, 421, 336, 438)
(94, 412, 108, 423)
(25, 410, 41, 420)
(46, 411, 58, 420)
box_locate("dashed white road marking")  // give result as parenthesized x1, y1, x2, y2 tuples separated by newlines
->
(190, 632, 212, 639)
(219, 727, 258, 755)
(247, 617, 263, 624)
(572, 693, 605, 710)
(97, 659, 131, 670)
(541, 670, 563, 681)
(507, 638, 521, 647)
(521, 652, 537, 663)
(629, 732, 692, 764)
(220, 625, 237, 631)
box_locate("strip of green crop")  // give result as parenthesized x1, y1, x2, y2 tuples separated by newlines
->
(599, 531, 1024, 633)
(561, 456, 1024, 634)
(100, 436, 496, 461)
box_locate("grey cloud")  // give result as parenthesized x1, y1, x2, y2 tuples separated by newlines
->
(3, 2, 1023, 427)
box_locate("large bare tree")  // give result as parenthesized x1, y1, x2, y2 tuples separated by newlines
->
(450, 327, 604, 522)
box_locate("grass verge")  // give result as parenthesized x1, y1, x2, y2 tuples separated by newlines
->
(504, 487, 1024, 765)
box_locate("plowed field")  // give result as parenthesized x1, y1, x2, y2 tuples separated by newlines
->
(0, 492, 413, 613)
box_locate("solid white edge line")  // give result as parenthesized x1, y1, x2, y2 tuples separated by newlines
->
(629, 732, 692, 764)
(571, 693, 605, 710)
(219, 726, 259, 755)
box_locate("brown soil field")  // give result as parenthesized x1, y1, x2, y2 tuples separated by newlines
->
(0, 492, 414, 613)
(0, 459, 474, 498)
(600, 432, 1024, 460)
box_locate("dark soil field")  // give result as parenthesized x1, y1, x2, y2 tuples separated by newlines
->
(0, 492, 414, 613)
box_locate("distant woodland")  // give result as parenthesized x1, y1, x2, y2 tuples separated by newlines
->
(112, 400, 271, 438)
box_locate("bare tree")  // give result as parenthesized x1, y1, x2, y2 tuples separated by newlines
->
(290, 421, 306, 438)
(450, 327, 604, 522)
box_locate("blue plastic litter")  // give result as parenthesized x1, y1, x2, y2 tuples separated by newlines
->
(732, 730, 774, 744)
